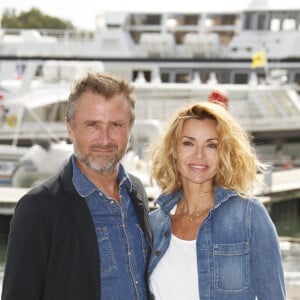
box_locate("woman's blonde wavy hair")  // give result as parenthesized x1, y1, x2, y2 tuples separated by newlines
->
(150, 101, 265, 198)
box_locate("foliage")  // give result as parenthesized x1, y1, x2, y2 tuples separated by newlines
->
(1, 7, 75, 29)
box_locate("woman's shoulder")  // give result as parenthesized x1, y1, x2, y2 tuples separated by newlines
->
(149, 206, 169, 224)
(150, 206, 163, 218)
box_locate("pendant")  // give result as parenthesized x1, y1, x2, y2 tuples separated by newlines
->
(188, 216, 194, 222)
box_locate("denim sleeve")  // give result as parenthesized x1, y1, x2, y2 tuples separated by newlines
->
(250, 199, 286, 299)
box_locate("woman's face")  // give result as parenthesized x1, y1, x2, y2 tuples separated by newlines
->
(175, 118, 220, 187)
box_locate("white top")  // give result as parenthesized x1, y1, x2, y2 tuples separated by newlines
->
(150, 234, 200, 300)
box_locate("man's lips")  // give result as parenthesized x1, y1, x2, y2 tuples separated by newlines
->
(90, 146, 117, 154)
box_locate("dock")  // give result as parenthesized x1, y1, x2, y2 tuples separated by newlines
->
(0, 168, 300, 215)
(255, 168, 300, 203)
(0, 187, 29, 215)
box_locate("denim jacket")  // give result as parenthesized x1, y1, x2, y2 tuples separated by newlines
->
(72, 158, 150, 299)
(149, 186, 286, 300)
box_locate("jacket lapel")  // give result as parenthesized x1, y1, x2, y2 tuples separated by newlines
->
(130, 185, 153, 250)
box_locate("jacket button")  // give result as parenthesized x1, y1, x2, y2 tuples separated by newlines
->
(164, 231, 169, 237)
(155, 250, 161, 256)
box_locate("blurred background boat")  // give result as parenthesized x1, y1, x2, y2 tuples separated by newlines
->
(1, 0, 300, 89)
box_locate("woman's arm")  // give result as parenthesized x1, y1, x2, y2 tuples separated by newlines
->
(250, 199, 286, 299)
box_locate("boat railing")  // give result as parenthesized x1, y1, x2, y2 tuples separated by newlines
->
(0, 28, 95, 43)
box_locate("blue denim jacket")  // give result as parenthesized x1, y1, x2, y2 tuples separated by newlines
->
(72, 157, 149, 299)
(149, 186, 286, 300)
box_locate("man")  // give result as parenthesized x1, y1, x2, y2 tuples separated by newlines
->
(2, 72, 152, 300)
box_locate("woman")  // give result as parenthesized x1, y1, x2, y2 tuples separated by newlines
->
(148, 102, 285, 299)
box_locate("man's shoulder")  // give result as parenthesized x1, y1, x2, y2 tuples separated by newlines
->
(128, 173, 143, 188)
(128, 172, 149, 208)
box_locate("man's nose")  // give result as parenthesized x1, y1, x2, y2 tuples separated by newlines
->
(97, 125, 112, 143)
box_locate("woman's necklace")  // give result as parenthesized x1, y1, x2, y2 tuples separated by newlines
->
(177, 199, 211, 222)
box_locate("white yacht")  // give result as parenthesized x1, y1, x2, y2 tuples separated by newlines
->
(0, 60, 299, 171)
(1, 0, 300, 88)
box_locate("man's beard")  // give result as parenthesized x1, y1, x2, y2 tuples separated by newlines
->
(74, 141, 125, 175)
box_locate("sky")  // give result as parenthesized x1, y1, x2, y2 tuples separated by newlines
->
(0, 0, 253, 30)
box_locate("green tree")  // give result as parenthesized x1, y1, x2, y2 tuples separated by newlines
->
(1, 7, 75, 29)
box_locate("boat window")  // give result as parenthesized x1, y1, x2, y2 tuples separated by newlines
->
(282, 19, 296, 31)
(35, 65, 43, 77)
(270, 18, 280, 32)
(167, 14, 199, 26)
(132, 70, 151, 82)
(243, 12, 269, 31)
(175, 72, 191, 83)
(270, 11, 283, 31)
(206, 14, 238, 27)
(233, 73, 248, 84)
(243, 13, 252, 30)
(130, 14, 161, 25)
(257, 13, 268, 31)
(129, 14, 162, 43)
(202, 71, 221, 83)
(165, 14, 199, 45)
(161, 72, 170, 83)
(14, 64, 25, 79)
(294, 73, 300, 87)
(282, 12, 297, 31)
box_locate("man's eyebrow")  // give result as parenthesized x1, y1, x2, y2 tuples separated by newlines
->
(82, 119, 128, 125)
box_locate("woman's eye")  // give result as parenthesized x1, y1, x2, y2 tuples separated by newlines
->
(207, 143, 218, 149)
(182, 141, 193, 146)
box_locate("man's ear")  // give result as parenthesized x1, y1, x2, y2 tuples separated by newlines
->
(65, 119, 74, 141)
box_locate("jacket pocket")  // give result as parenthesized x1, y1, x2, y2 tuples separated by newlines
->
(213, 241, 249, 293)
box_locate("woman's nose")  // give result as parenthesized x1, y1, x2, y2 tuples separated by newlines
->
(194, 145, 204, 158)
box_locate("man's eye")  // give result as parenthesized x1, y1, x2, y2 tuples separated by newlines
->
(112, 122, 122, 128)
(86, 121, 96, 127)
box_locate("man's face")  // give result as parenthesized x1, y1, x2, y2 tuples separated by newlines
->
(66, 91, 132, 176)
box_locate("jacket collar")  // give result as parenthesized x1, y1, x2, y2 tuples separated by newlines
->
(60, 156, 79, 197)
(156, 186, 238, 214)
(214, 186, 237, 208)
(59, 156, 152, 250)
